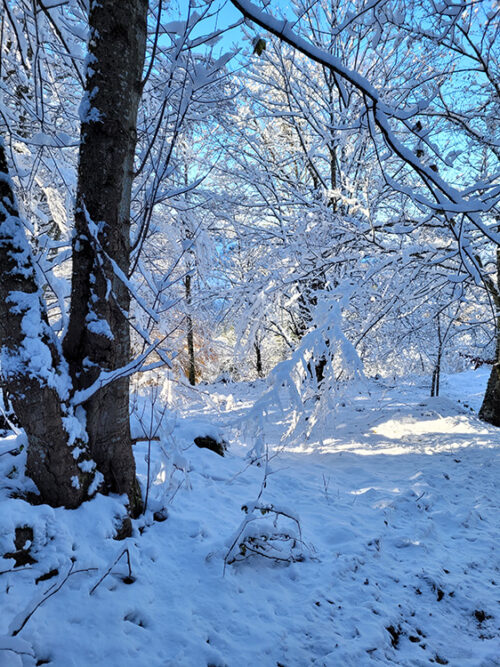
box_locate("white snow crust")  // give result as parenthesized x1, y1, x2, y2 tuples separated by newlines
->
(0, 370, 499, 666)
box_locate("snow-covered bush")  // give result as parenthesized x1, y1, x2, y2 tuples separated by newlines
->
(224, 501, 307, 568)
(224, 453, 309, 568)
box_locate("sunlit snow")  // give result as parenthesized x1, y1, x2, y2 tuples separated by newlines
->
(0, 369, 498, 666)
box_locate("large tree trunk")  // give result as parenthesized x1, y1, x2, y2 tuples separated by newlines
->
(62, 0, 148, 515)
(0, 140, 94, 507)
(479, 365, 500, 425)
(479, 237, 500, 425)
(1, 0, 147, 511)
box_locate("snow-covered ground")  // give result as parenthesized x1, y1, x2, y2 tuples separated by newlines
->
(1, 369, 499, 666)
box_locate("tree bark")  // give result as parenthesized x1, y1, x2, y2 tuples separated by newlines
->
(254, 340, 264, 378)
(431, 314, 442, 398)
(297, 278, 328, 385)
(479, 241, 500, 425)
(479, 365, 500, 425)
(0, 139, 94, 507)
(63, 0, 148, 514)
(185, 273, 196, 386)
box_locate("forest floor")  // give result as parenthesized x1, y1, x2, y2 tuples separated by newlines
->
(0, 369, 499, 666)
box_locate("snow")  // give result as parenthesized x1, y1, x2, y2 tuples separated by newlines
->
(78, 90, 102, 124)
(1, 369, 499, 665)
(85, 313, 114, 340)
(87, 471, 104, 497)
(0, 289, 70, 399)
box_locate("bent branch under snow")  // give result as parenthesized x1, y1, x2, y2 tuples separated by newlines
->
(229, 0, 499, 249)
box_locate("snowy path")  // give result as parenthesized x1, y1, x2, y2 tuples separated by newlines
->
(0, 371, 499, 666)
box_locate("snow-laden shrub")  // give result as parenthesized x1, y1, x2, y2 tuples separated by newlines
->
(224, 453, 310, 569)
(224, 501, 307, 568)
(243, 299, 365, 460)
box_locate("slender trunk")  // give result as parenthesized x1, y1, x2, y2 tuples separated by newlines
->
(431, 315, 442, 398)
(182, 162, 196, 387)
(254, 340, 264, 378)
(431, 357, 441, 397)
(297, 278, 328, 384)
(0, 139, 93, 507)
(185, 273, 196, 386)
(479, 229, 500, 425)
(63, 0, 148, 514)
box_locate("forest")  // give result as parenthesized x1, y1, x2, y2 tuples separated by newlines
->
(0, 0, 499, 664)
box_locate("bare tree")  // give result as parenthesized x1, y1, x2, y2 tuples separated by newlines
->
(229, 0, 499, 403)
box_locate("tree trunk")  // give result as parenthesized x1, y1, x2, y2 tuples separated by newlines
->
(254, 340, 264, 378)
(431, 314, 442, 398)
(0, 139, 94, 507)
(1, 0, 148, 511)
(297, 278, 328, 385)
(62, 0, 148, 514)
(479, 235, 500, 425)
(185, 273, 196, 386)
(479, 364, 500, 425)
(479, 286, 500, 423)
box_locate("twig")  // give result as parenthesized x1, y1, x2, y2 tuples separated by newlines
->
(243, 544, 297, 563)
(223, 515, 259, 575)
(10, 563, 97, 636)
(0, 566, 32, 576)
(131, 436, 160, 445)
(144, 437, 153, 512)
(0, 448, 19, 458)
(167, 477, 186, 504)
(133, 384, 170, 514)
(252, 504, 303, 540)
(322, 474, 331, 504)
(227, 447, 284, 484)
(89, 548, 133, 595)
